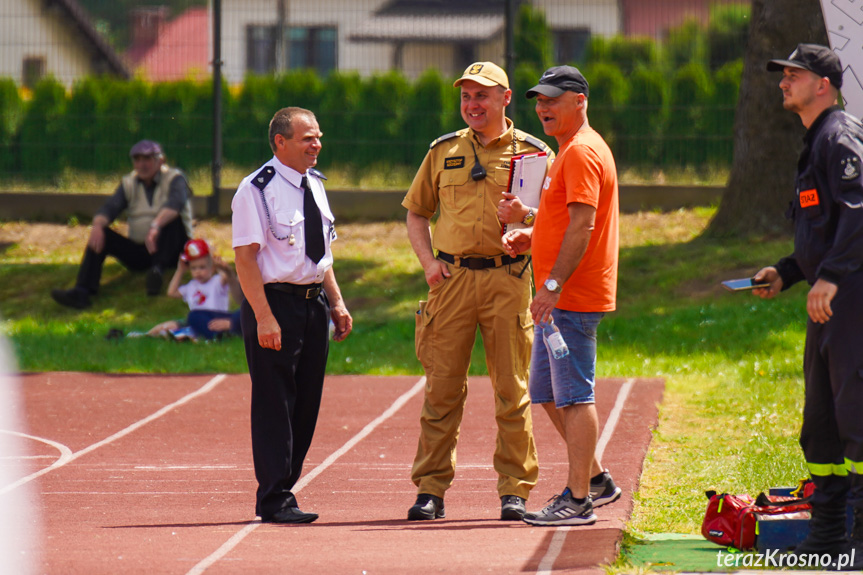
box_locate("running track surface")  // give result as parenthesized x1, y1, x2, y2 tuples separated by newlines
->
(3, 373, 664, 574)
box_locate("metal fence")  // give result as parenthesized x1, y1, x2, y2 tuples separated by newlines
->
(0, 0, 751, 193)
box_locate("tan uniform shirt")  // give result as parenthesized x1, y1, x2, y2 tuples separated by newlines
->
(402, 119, 553, 257)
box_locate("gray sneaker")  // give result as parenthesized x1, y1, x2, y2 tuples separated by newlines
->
(522, 491, 597, 526)
(589, 470, 622, 508)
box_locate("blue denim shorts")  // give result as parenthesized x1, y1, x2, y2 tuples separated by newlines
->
(529, 309, 605, 408)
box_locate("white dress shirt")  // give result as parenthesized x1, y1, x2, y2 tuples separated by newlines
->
(231, 156, 335, 285)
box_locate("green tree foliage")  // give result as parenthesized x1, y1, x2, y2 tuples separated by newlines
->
(513, 63, 546, 144)
(666, 20, 710, 69)
(224, 74, 278, 167)
(587, 36, 660, 75)
(619, 65, 667, 166)
(708, 3, 750, 71)
(708, 59, 744, 164)
(582, 62, 628, 150)
(96, 78, 149, 172)
(0, 5, 751, 180)
(353, 71, 411, 168)
(18, 77, 66, 178)
(317, 71, 363, 168)
(62, 78, 104, 172)
(403, 69, 453, 165)
(0, 78, 22, 173)
(515, 2, 552, 72)
(666, 62, 715, 166)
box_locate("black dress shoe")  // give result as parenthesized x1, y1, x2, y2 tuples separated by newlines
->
(261, 507, 319, 524)
(51, 287, 91, 309)
(500, 495, 526, 520)
(408, 494, 445, 520)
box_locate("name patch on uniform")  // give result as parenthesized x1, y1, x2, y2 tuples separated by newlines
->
(800, 188, 820, 208)
(445, 156, 465, 169)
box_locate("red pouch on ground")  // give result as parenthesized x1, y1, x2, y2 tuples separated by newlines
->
(701, 490, 812, 550)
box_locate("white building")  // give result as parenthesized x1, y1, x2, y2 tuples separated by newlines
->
(220, 0, 621, 83)
(0, 0, 128, 87)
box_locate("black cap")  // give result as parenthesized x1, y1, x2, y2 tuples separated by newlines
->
(526, 66, 590, 99)
(767, 43, 843, 88)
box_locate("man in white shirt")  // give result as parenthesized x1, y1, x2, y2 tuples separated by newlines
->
(232, 107, 352, 524)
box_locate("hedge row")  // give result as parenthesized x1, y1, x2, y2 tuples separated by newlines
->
(0, 59, 742, 181)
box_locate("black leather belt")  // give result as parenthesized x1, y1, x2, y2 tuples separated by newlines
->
(266, 282, 322, 299)
(437, 251, 525, 270)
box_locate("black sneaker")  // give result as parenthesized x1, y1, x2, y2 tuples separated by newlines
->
(408, 494, 445, 520)
(500, 495, 526, 520)
(51, 287, 91, 309)
(146, 266, 163, 296)
(590, 470, 622, 508)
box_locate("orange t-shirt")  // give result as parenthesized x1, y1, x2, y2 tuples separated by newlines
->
(532, 127, 619, 312)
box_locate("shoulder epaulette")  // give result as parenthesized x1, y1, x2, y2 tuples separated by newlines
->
(309, 167, 327, 180)
(521, 133, 552, 154)
(429, 131, 460, 149)
(251, 166, 276, 191)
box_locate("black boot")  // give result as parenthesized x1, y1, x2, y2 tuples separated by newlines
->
(842, 507, 863, 571)
(793, 502, 848, 558)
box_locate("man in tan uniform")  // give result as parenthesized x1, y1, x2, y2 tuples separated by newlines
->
(403, 61, 552, 521)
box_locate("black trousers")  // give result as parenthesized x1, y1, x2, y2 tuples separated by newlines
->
(801, 271, 863, 509)
(242, 286, 330, 518)
(75, 218, 188, 294)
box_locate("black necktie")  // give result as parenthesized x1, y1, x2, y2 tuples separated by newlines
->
(302, 176, 325, 264)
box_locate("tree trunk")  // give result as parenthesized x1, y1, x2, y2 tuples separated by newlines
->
(706, 0, 827, 237)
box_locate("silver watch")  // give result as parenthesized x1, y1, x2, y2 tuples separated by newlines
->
(544, 278, 562, 294)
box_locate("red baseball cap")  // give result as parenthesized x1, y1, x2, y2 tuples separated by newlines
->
(181, 239, 210, 262)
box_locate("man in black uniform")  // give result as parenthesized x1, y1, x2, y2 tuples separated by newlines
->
(51, 140, 193, 308)
(756, 44, 863, 565)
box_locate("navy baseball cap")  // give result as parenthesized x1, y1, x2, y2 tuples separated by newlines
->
(129, 140, 163, 157)
(526, 66, 590, 99)
(767, 43, 843, 88)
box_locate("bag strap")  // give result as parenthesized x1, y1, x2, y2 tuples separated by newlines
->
(753, 491, 810, 508)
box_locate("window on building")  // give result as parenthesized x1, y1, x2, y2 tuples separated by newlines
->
(554, 29, 590, 65)
(288, 27, 337, 75)
(454, 43, 477, 75)
(246, 25, 337, 75)
(246, 25, 278, 74)
(22, 56, 46, 89)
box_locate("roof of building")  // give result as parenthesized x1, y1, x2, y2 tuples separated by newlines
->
(45, 0, 131, 78)
(351, 0, 505, 43)
(128, 7, 210, 82)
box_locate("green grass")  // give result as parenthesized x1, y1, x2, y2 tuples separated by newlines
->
(0, 211, 812, 564)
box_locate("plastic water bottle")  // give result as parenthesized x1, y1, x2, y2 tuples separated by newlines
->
(541, 319, 570, 359)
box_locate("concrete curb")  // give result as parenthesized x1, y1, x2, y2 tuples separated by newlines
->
(0, 185, 724, 222)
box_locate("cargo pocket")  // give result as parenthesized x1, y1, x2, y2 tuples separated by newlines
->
(516, 311, 534, 374)
(415, 300, 434, 367)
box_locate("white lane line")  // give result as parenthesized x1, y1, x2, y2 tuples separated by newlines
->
(535, 378, 635, 575)
(186, 376, 427, 575)
(0, 374, 226, 495)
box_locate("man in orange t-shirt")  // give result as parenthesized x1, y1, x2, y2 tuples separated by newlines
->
(503, 65, 620, 527)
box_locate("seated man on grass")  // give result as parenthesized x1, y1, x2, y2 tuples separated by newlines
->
(51, 140, 194, 309)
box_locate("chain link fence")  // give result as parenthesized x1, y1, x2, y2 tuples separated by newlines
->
(0, 0, 750, 194)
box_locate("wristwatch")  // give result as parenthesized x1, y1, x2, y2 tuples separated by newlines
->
(544, 278, 562, 294)
(522, 207, 536, 226)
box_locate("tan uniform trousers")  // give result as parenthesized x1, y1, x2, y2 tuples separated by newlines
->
(412, 259, 538, 499)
